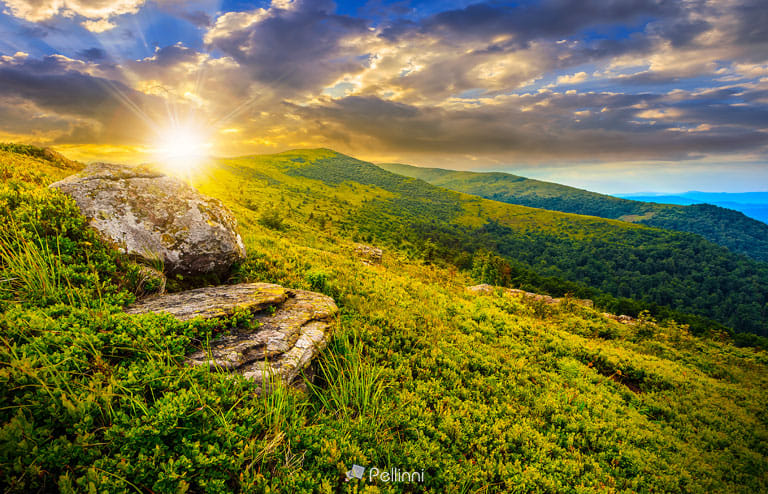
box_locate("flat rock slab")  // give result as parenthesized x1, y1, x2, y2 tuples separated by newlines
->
(125, 283, 338, 385)
(125, 282, 288, 321)
(238, 290, 337, 384)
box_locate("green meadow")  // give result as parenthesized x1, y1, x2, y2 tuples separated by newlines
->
(2, 145, 768, 492)
(200, 150, 768, 337)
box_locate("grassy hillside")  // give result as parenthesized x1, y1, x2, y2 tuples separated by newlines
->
(379, 163, 768, 262)
(191, 150, 768, 336)
(0, 143, 83, 182)
(2, 145, 768, 492)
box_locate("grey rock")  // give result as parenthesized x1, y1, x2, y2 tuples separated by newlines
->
(238, 290, 337, 384)
(50, 163, 246, 277)
(125, 282, 288, 321)
(126, 283, 338, 385)
(602, 313, 637, 324)
(466, 284, 495, 295)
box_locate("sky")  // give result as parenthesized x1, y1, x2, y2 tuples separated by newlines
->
(0, 0, 767, 193)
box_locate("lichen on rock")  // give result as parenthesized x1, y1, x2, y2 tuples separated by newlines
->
(50, 163, 246, 277)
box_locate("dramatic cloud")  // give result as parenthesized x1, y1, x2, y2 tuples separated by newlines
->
(0, 0, 766, 190)
(383, 0, 680, 44)
(0, 52, 165, 144)
(204, 0, 371, 92)
(2, 0, 146, 31)
(290, 88, 768, 162)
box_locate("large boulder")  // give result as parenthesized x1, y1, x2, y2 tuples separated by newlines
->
(50, 163, 246, 277)
(126, 283, 338, 386)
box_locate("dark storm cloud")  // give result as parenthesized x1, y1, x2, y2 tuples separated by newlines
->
(177, 10, 212, 27)
(77, 47, 108, 61)
(682, 103, 768, 129)
(205, 0, 370, 92)
(0, 60, 126, 116)
(657, 19, 711, 47)
(733, 0, 768, 45)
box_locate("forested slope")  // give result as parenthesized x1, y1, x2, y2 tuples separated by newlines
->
(379, 163, 768, 263)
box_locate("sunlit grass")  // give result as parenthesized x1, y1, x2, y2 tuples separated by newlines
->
(309, 331, 390, 423)
(0, 224, 64, 304)
(2, 145, 768, 492)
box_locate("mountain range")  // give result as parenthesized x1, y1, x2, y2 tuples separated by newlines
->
(182, 149, 768, 336)
(617, 191, 768, 223)
(379, 163, 768, 263)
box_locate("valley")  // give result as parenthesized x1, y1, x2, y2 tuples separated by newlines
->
(193, 149, 768, 337)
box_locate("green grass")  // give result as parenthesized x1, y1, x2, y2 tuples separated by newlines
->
(308, 331, 390, 423)
(1, 145, 768, 493)
(0, 224, 64, 304)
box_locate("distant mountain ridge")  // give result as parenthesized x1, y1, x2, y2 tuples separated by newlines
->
(617, 192, 768, 223)
(621, 191, 768, 203)
(378, 163, 768, 262)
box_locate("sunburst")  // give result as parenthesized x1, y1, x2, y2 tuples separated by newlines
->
(151, 122, 213, 174)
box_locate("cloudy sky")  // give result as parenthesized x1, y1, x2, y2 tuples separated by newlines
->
(1, 0, 767, 193)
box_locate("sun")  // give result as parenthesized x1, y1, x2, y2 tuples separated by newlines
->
(151, 123, 213, 174)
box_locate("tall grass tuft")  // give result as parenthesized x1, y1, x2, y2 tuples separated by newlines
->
(309, 333, 389, 422)
(258, 364, 304, 434)
(0, 223, 64, 304)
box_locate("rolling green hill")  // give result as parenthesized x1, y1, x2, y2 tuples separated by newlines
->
(378, 163, 768, 263)
(3, 145, 768, 492)
(188, 149, 768, 336)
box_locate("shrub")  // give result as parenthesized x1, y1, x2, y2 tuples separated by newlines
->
(258, 209, 285, 230)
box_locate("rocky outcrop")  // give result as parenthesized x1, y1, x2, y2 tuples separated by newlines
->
(354, 244, 383, 265)
(467, 284, 495, 295)
(50, 163, 246, 277)
(467, 284, 594, 308)
(53, 162, 337, 388)
(126, 283, 338, 386)
(602, 313, 637, 325)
